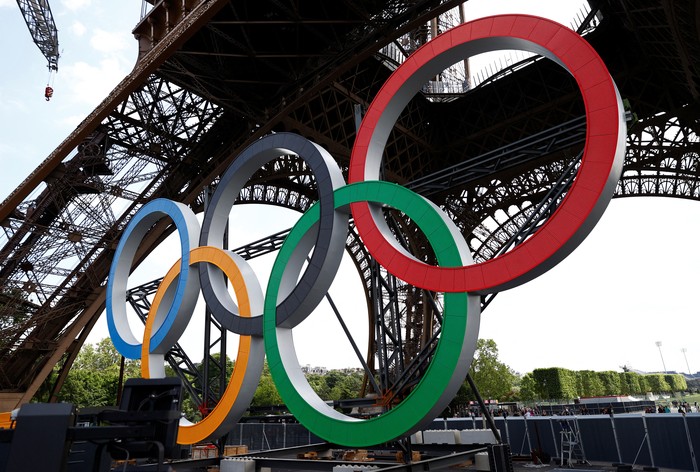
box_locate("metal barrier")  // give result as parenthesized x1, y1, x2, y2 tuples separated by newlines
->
(227, 413, 699, 471)
(486, 414, 698, 471)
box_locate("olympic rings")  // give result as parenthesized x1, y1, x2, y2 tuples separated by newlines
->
(348, 14, 626, 294)
(105, 14, 626, 448)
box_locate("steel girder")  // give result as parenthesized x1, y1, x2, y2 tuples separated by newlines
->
(594, 0, 700, 101)
(16, 0, 59, 70)
(0, 74, 223, 393)
(617, 108, 700, 199)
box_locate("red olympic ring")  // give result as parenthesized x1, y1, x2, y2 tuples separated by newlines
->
(348, 15, 626, 293)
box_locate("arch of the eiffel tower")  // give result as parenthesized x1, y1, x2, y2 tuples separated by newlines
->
(0, 0, 698, 413)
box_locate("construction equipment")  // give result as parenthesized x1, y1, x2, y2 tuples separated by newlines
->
(16, 0, 59, 71)
(16, 0, 60, 98)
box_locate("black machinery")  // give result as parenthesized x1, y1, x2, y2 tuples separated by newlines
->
(0, 377, 183, 472)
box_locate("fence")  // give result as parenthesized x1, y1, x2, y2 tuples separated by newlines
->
(228, 413, 700, 471)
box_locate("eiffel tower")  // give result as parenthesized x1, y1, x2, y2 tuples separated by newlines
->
(0, 0, 698, 415)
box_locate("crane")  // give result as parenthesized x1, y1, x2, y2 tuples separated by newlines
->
(16, 0, 59, 100)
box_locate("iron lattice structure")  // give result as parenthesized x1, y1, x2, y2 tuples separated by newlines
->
(16, 0, 59, 71)
(0, 0, 699, 412)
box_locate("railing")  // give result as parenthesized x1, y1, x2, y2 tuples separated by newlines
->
(224, 413, 700, 471)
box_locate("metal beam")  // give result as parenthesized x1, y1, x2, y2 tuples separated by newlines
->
(16, 0, 59, 70)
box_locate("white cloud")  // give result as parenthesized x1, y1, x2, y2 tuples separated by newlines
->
(90, 28, 129, 54)
(0, 0, 15, 8)
(71, 20, 87, 37)
(61, 57, 128, 106)
(60, 0, 92, 11)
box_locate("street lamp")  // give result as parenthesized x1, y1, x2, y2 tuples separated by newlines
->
(656, 341, 667, 373)
(682, 348, 692, 376)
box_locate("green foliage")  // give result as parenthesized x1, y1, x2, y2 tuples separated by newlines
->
(518, 373, 538, 401)
(686, 377, 700, 393)
(531, 368, 577, 401)
(328, 371, 364, 401)
(526, 368, 689, 399)
(620, 372, 641, 395)
(51, 338, 692, 420)
(666, 374, 687, 392)
(450, 381, 472, 406)
(645, 374, 671, 393)
(306, 374, 330, 399)
(73, 339, 140, 377)
(637, 374, 649, 394)
(577, 370, 604, 397)
(249, 365, 364, 408)
(561, 369, 579, 399)
(531, 369, 551, 399)
(56, 339, 140, 408)
(58, 369, 119, 407)
(442, 339, 518, 414)
(324, 370, 345, 393)
(469, 339, 518, 401)
(251, 363, 282, 407)
(597, 371, 621, 395)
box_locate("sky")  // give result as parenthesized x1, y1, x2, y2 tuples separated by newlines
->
(1, 0, 699, 378)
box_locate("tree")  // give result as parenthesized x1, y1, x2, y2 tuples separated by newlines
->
(519, 373, 539, 401)
(58, 369, 118, 407)
(527, 370, 688, 398)
(323, 370, 345, 393)
(645, 374, 671, 393)
(55, 338, 140, 408)
(531, 368, 577, 401)
(73, 338, 140, 376)
(577, 370, 604, 397)
(251, 362, 282, 407)
(306, 373, 330, 399)
(598, 371, 621, 395)
(620, 372, 641, 395)
(637, 374, 649, 393)
(328, 371, 364, 401)
(446, 339, 518, 413)
(665, 374, 687, 392)
(469, 339, 518, 401)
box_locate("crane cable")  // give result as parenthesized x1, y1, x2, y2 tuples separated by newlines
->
(15, 0, 60, 101)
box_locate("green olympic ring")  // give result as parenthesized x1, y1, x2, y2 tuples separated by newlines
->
(263, 181, 481, 446)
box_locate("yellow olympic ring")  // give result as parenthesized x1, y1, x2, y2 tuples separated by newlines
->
(141, 246, 265, 444)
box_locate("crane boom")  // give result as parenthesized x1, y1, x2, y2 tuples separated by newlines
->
(16, 0, 59, 71)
